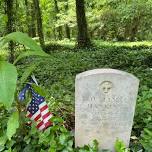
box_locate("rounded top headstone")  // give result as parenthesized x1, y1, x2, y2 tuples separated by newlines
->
(76, 68, 139, 82)
(75, 68, 139, 151)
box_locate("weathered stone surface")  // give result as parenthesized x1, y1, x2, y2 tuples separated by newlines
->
(75, 69, 139, 151)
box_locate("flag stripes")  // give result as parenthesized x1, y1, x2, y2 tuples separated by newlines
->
(19, 82, 53, 131)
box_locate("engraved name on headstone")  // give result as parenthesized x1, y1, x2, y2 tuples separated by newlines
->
(75, 69, 139, 151)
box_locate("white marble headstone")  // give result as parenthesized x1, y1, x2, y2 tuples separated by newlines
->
(75, 69, 139, 151)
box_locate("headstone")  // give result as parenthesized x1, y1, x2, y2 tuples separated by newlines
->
(75, 69, 139, 151)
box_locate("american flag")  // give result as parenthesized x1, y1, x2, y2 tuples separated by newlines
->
(19, 83, 53, 131)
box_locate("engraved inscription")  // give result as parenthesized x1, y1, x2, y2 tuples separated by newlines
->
(75, 69, 139, 151)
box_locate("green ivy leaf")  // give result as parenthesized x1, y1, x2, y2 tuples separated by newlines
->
(114, 139, 127, 152)
(50, 116, 64, 123)
(0, 61, 17, 109)
(59, 133, 67, 145)
(6, 111, 19, 140)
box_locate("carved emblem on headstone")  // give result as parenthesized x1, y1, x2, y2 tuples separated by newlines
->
(100, 81, 113, 94)
(75, 69, 139, 151)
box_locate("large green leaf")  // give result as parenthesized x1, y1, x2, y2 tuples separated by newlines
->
(13, 50, 49, 65)
(4, 32, 42, 52)
(1, 32, 49, 64)
(6, 111, 19, 140)
(0, 61, 17, 109)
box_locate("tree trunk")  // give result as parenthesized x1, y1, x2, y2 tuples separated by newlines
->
(30, 2, 37, 37)
(25, 0, 31, 36)
(65, 24, 70, 39)
(54, 0, 63, 40)
(129, 17, 140, 41)
(52, 27, 56, 39)
(65, 0, 70, 39)
(76, 0, 91, 48)
(33, 0, 45, 48)
(5, 0, 15, 63)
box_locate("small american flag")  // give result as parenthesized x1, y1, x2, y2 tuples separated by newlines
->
(19, 83, 53, 131)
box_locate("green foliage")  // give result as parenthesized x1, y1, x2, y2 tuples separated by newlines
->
(115, 139, 130, 152)
(0, 32, 50, 151)
(0, 32, 48, 109)
(14, 50, 48, 65)
(86, 0, 152, 41)
(1, 39, 152, 151)
(137, 89, 152, 151)
(19, 40, 152, 151)
(1, 0, 152, 41)
(94, 40, 152, 49)
(140, 129, 152, 152)
(4, 32, 42, 52)
(76, 140, 99, 152)
(6, 111, 19, 140)
(0, 61, 17, 109)
(0, 0, 152, 149)
(134, 89, 152, 136)
(43, 117, 73, 152)
(19, 62, 40, 85)
(20, 117, 74, 152)
(0, 32, 49, 64)
(31, 83, 47, 97)
(0, 135, 7, 151)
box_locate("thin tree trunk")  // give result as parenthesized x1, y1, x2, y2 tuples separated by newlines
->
(65, 0, 70, 39)
(53, 27, 56, 39)
(31, 2, 37, 37)
(25, 0, 31, 36)
(33, 0, 45, 48)
(25, 0, 36, 37)
(129, 17, 139, 41)
(65, 24, 70, 39)
(58, 26, 62, 40)
(76, 0, 91, 48)
(54, 0, 62, 40)
(5, 0, 15, 63)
